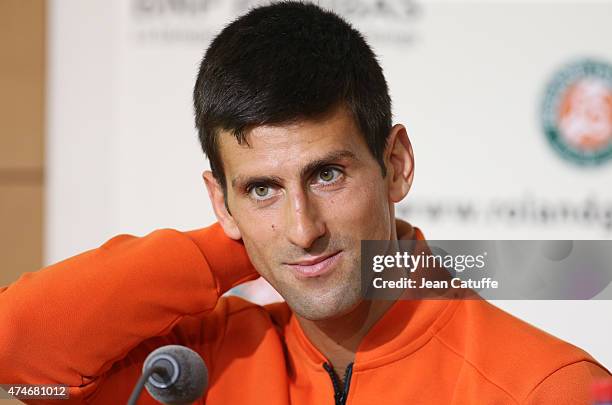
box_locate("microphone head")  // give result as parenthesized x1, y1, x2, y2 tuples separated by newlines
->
(142, 345, 208, 405)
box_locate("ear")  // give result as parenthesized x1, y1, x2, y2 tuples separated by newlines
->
(202, 170, 242, 240)
(384, 124, 414, 203)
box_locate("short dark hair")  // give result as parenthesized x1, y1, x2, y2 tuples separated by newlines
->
(193, 1, 392, 192)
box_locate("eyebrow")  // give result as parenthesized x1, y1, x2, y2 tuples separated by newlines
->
(231, 149, 358, 190)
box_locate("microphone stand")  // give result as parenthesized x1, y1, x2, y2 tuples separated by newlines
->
(127, 366, 167, 405)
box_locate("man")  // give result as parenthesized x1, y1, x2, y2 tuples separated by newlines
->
(0, 2, 609, 404)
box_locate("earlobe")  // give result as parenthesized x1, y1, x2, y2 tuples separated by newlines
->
(202, 171, 242, 240)
(385, 125, 414, 203)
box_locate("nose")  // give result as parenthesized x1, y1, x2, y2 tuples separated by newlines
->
(284, 189, 326, 250)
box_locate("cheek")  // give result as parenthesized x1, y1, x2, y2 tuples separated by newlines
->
(334, 176, 388, 218)
(241, 235, 272, 277)
(234, 205, 278, 241)
(237, 219, 282, 275)
(332, 177, 391, 239)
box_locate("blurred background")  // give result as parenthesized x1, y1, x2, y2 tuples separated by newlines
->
(1, 1, 611, 402)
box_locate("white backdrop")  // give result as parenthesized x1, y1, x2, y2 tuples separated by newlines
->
(47, 0, 612, 368)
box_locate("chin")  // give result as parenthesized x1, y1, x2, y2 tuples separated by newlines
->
(286, 285, 362, 321)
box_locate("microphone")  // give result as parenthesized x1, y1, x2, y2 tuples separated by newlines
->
(127, 345, 208, 405)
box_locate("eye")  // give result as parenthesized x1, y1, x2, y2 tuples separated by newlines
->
(248, 184, 273, 201)
(316, 167, 342, 184)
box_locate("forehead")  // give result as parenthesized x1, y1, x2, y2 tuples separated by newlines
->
(217, 105, 370, 179)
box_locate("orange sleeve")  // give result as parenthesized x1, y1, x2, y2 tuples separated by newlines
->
(0, 222, 258, 403)
(523, 360, 611, 404)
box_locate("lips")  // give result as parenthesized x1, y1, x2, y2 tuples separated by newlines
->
(286, 251, 343, 278)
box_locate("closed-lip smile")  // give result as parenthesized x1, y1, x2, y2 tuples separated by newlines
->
(286, 251, 343, 278)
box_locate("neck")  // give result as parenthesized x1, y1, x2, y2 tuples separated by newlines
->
(296, 298, 395, 379)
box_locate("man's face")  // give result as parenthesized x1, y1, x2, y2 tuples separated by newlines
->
(216, 106, 394, 321)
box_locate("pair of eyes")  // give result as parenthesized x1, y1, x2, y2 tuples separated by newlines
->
(246, 167, 344, 201)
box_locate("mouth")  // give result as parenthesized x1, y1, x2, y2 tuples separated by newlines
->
(286, 251, 343, 278)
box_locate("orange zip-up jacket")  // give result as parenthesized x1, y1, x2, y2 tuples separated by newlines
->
(0, 223, 609, 405)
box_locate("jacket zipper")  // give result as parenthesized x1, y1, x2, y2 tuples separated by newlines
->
(323, 362, 354, 405)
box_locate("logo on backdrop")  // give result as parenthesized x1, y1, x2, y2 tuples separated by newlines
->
(129, 0, 422, 45)
(541, 59, 612, 166)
